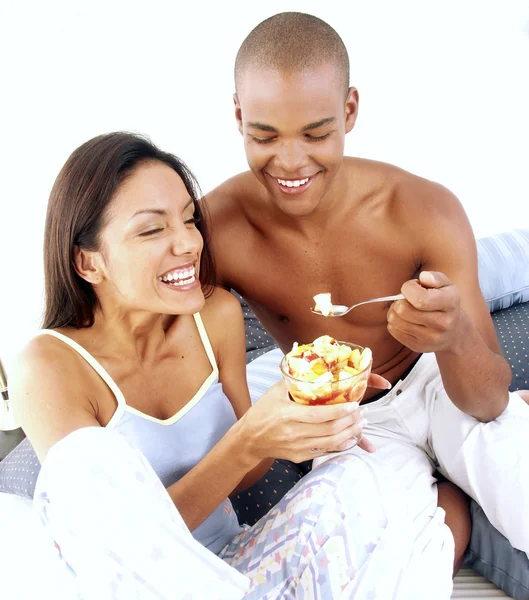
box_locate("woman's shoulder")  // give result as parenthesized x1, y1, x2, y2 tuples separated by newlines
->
(199, 288, 245, 352)
(10, 330, 96, 407)
(10, 330, 101, 461)
(201, 287, 244, 323)
(15, 330, 78, 371)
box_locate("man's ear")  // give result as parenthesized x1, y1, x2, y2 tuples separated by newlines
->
(73, 245, 104, 284)
(344, 87, 359, 134)
(233, 93, 243, 136)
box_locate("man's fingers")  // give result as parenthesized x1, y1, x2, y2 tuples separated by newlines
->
(400, 279, 458, 312)
(419, 271, 451, 289)
(390, 301, 453, 330)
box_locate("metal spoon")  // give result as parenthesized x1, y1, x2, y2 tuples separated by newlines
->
(311, 294, 405, 317)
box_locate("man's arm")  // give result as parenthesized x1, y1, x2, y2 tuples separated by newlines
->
(387, 184, 511, 422)
(202, 181, 241, 292)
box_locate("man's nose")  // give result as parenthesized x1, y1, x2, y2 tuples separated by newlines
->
(273, 140, 306, 173)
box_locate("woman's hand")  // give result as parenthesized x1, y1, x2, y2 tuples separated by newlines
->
(238, 381, 372, 464)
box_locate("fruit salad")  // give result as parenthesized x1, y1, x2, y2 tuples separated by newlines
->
(281, 335, 373, 405)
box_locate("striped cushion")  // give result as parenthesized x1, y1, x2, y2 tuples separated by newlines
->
(246, 348, 283, 404)
(477, 229, 529, 312)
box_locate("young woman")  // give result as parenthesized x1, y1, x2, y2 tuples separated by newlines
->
(11, 133, 454, 599)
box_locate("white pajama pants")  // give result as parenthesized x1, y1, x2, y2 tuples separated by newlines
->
(34, 427, 452, 599)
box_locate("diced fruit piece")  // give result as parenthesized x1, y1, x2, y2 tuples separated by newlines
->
(349, 348, 361, 366)
(343, 366, 359, 376)
(337, 370, 352, 380)
(357, 348, 373, 371)
(338, 345, 352, 363)
(313, 293, 333, 316)
(288, 356, 311, 377)
(309, 359, 327, 376)
(322, 347, 339, 366)
(313, 371, 333, 384)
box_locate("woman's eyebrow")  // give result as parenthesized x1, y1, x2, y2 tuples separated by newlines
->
(129, 208, 167, 221)
(129, 199, 193, 221)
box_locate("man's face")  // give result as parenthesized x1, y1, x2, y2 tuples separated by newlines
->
(235, 64, 358, 217)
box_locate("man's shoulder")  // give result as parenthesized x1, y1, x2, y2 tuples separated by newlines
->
(345, 156, 439, 190)
(204, 171, 259, 221)
(345, 156, 460, 216)
(393, 167, 462, 221)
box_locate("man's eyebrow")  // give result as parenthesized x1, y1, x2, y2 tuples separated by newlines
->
(302, 117, 335, 131)
(247, 122, 278, 133)
(246, 118, 336, 133)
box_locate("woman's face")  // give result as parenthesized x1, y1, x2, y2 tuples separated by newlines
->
(93, 161, 205, 316)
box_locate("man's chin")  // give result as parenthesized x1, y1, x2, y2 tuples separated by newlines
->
(275, 197, 321, 218)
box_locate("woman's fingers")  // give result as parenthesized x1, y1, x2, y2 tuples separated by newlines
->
(302, 417, 368, 453)
(292, 408, 366, 439)
(367, 373, 392, 390)
(357, 435, 376, 453)
(251, 382, 377, 461)
(289, 400, 362, 424)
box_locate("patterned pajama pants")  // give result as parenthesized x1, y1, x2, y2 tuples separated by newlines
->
(34, 427, 453, 599)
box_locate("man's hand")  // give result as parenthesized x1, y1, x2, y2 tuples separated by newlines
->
(387, 271, 462, 353)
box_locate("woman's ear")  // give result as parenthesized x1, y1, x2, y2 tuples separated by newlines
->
(73, 245, 104, 284)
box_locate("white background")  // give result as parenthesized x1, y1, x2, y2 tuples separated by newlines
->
(1, 0, 528, 368)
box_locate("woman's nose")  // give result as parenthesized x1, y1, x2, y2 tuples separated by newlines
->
(170, 226, 202, 256)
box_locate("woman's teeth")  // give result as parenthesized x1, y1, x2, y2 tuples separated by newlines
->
(277, 177, 309, 188)
(159, 266, 196, 286)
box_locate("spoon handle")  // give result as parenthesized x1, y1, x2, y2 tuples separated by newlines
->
(354, 293, 405, 308)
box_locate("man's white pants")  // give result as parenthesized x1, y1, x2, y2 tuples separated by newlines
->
(248, 349, 529, 559)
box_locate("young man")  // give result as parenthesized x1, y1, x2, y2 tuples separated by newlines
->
(205, 11, 529, 582)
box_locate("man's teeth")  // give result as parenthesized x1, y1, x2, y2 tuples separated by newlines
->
(159, 266, 196, 285)
(277, 177, 310, 188)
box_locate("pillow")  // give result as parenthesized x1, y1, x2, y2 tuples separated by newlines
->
(0, 437, 40, 497)
(230, 291, 278, 363)
(0, 428, 25, 461)
(477, 229, 529, 312)
(491, 302, 529, 392)
(465, 501, 529, 600)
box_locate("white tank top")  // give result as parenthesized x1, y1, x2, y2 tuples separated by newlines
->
(36, 313, 242, 554)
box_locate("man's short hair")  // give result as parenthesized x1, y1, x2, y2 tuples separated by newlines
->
(235, 12, 350, 94)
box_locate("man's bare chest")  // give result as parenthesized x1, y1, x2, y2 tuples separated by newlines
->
(227, 229, 420, 358)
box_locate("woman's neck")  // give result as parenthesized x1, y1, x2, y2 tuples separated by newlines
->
(87, 308, 177, 364)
